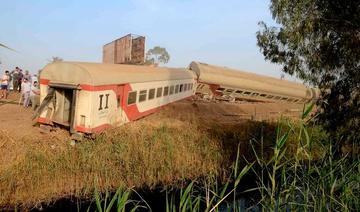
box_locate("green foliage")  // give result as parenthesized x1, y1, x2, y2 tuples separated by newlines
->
(162, 110, 359, 211)
(247, 116, 360, 211)
(163, 146, 252, 212)
(256, 0, 360, 145)
(91, 187, 147, 212)
(145, 46, 170, 65)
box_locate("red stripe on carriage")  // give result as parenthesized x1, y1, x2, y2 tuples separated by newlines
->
(75, 124, 111, 134)
(121, 84, 164, 121)
(79, 83, 155, 122)
(63, 83, 193, 133)
(80, 84, 119, 92)
(40, 79, 50, 85)
(38, 117, 51, 124)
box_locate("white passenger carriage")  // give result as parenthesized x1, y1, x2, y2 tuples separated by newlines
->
(38, 62, 196, 134)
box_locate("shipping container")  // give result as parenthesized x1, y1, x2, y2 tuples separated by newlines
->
(103, 34, 145, 64)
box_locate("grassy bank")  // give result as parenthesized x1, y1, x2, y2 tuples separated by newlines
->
(0, 112, 278, 209)
(86, 115, 360, 211)
(1, 105, 357, 210)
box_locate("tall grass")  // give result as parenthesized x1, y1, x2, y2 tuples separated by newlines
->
(244, 106, 359, 211)
(90, 104, 359, 211)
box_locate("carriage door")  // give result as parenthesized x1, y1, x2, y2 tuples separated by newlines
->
(49, 83, 78, 132)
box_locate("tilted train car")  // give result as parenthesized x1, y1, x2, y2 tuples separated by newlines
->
(38, 62, 196, 134)
(189, 61, 318, 103)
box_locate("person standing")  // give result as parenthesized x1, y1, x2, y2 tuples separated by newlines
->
(24, 70, 32, 83)
(11, 67, 20, 92)
(21, 78, 31, 107)
(18, 69, 23, 93)
(1, 71, 10, 99)
(30, 81, 40, 110)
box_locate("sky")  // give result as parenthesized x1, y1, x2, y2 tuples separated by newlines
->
(0, 0, 293, 80)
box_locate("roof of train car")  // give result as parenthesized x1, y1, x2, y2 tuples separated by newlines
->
(189, 61, 307, 89)
(41, 62, 194, 86)
(189, 61, 312, 99)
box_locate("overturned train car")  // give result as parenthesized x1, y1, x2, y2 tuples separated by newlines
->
(38, 62, 196, 134)
(37, 61, 318, 135)
(189, 62, 319, 103)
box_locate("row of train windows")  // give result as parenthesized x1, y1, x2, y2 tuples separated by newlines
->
(127, 83, 194, 105)
(216, 88, 301, 103)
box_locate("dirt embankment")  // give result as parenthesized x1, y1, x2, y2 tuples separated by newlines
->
(0, 96, 306, 209)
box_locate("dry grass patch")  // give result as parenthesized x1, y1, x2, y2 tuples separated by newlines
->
(0, 104, 317, 209)
(0, 120, 224, 208)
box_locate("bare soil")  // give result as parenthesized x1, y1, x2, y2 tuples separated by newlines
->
(0, 96, 304, 172)
(0, 92, 69, 140)
(0, 92, 304, 140)
(0, 93, 304, 140)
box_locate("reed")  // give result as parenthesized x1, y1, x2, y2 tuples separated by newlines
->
(90, 104, 359, 211)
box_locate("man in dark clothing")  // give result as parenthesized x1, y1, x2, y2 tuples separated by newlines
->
(18, 69, 23, 93)
(11, 67, 20, 92)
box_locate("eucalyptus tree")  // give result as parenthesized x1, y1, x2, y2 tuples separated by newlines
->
(145, 46, 170, 65)
(257, 0, 360, 145)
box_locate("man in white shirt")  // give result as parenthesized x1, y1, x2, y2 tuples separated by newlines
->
(1, 71, 10, 99)
(30, 81, 40, 110)
(21, 78, 31, 107)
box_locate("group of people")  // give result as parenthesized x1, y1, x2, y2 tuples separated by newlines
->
(0, 67, 40, 110)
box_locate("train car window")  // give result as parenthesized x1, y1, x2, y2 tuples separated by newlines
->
(156, 87, 163, 98)
(163, 86, 169, 96)
(139, 90, 147, 102)
(294, 99, 299, 102)
(244, 91, 251, 95)
(216, 88, 225, 91)
(180, 84, 184, 92)
(281, 97, 288, 100)
(260, 94, 267, 97)
(226, 89, 234, 93)
(190, 83, 193, 90)
(183, 84, 187, 91)
(252, 93, 259, 96)
(170, 85, 174, 95)
(235, 90, 243, 94)
(127, 91, 137, 105)
(267, 95, 274, 99)
(148, 88, 155, 100)
(275, 96, 281, 100)
(175, 85, 179, 93)
(188, 83, 192, 90)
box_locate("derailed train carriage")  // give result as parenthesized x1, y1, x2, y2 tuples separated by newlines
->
(189, 62, 319, 103)
(38, 62, 196, 134)
(37, 61, 318, 135)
